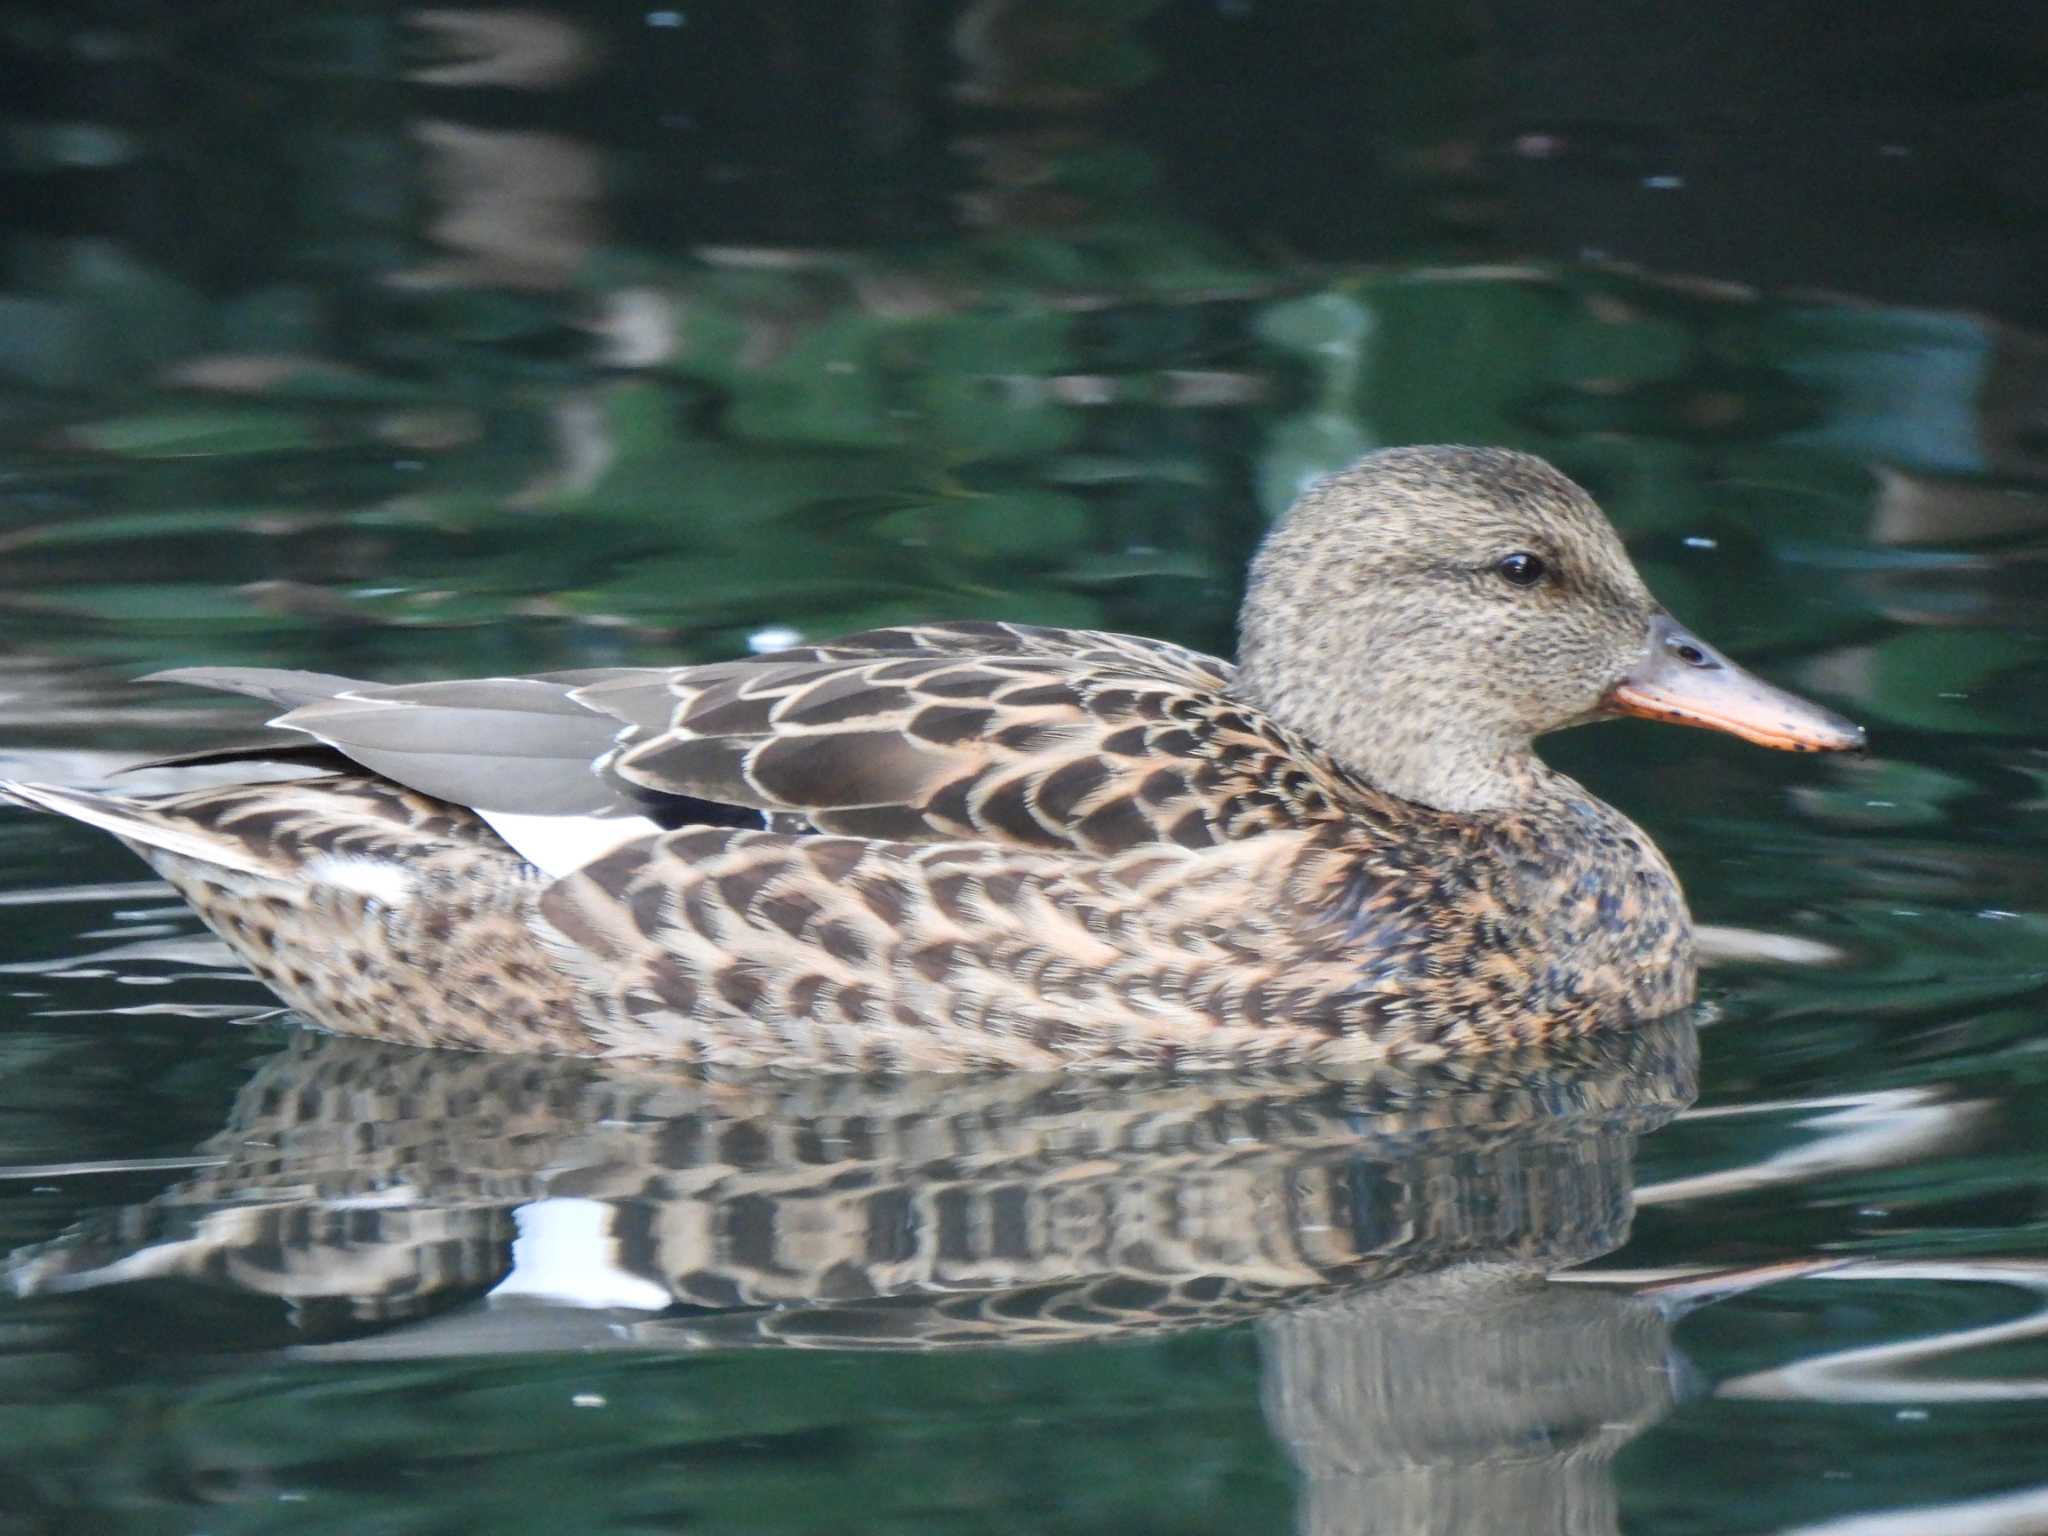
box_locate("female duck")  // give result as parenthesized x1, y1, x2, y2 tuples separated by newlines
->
(4, 447, 1861, 1070)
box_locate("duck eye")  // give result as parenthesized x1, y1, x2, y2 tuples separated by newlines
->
(1495, 551, 1548, 587)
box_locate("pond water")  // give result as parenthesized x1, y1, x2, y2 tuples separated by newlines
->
(1, 3, 2046, 1532)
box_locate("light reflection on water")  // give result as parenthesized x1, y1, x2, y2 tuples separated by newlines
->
(0, 2, 2046, 1533)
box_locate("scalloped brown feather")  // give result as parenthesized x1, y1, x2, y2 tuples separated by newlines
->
(584, 621, 1364, 851)
(528, 784, 1693, 1070)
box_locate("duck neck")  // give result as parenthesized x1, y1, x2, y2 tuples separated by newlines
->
(1231, 661, 1549, 815)
(1338, 731, 1549, 815)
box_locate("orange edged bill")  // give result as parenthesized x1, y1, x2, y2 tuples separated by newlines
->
(1603, 612, 1866, 754)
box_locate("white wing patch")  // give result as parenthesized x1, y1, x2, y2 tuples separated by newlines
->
(474, 809, 662, 877)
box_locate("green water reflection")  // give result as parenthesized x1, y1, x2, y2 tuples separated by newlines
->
(1, 2, 2047, 1533)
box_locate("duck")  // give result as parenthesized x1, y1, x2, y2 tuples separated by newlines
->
(1, 446, 1864, 1071)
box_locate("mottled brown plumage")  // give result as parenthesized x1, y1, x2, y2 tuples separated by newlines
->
(1, 446, 1864, 1069)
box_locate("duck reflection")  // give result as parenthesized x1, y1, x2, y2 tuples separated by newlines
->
(11, 1014, 1696, 1534)
(1264, 1280, 1681, 1536)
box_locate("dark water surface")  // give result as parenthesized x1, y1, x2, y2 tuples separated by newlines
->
(2, 4, 2046, 1533)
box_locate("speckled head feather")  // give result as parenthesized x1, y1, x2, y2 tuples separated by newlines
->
(1236, 447, 1658, 812)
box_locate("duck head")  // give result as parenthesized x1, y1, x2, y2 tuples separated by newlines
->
(1235, 446, 1864, 813)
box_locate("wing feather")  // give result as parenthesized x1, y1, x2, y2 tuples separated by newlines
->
(583, 628, 1356, 854)
(145, 625, 1363, 861)
(274, 679, 626, 816)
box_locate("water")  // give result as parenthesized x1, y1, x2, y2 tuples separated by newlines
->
(1, 3, 2045, 1532)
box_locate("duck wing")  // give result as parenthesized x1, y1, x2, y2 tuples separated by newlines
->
(150, 665, 654, 810)
(146, 666, 679, 874)
(144, 623, 1359, 869)
(570, 622, 1357, 853)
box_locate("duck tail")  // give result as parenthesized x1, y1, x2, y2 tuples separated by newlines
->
(0, 781, 274, 877)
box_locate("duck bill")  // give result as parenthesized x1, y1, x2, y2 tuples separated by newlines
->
(1602, 613, 1866, 754)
